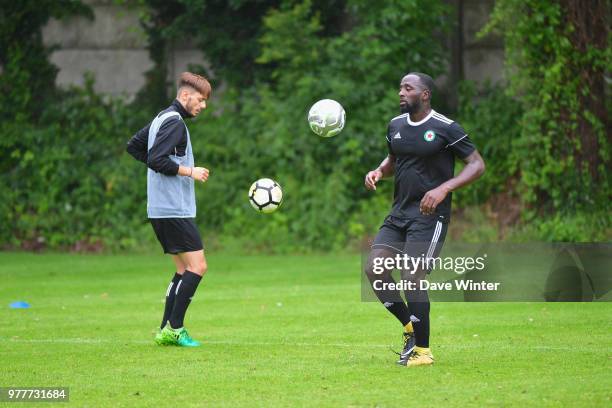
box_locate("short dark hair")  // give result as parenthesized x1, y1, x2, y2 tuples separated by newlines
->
(178, 72, 211, 98)
(407, 72, 434, 97)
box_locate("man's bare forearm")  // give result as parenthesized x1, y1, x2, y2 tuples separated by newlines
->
(439, 151, 485, 193)
(376, 154, 396, 178)
(177, 165, 193, 177)
(180, 165, 210, 182)
(419, 150, 485, 215)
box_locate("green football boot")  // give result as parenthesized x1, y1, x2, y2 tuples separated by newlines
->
(154, 328, 173, 346)
(160, 325, 201, 347)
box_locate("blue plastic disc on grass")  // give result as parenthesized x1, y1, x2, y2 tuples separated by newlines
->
(9, 301, 30, 309)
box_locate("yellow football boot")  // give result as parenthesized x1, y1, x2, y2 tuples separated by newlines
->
(400, 346, 434, 367)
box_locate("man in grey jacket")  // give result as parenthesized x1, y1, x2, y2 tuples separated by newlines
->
(127, 72, 211, 347)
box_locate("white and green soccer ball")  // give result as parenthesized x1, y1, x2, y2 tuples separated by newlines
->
(248, 178, 283, 213)
(307, 99, 346, 138)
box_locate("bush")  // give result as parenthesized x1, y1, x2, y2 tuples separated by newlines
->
(454, 80, 523, 207)
(179, 0, 452, 251)
(481, 0, 610, 240)
(1, 78, 152, 250)
(4, 0, 607, 251)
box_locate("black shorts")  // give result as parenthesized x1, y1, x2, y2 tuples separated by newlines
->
(372, 214, 448, 264)
(149, 218, 203, 254)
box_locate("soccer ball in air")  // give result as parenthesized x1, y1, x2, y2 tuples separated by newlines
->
(248, 178, 283, 213)
(307, 99, 345, 138)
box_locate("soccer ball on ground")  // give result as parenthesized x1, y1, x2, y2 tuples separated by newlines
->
(307, 99, 346, 138)
(248, 178, 283, 213)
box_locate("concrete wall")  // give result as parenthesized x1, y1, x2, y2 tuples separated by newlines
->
(43, 1, 151, 97)
(42, 0, 504, 97)
(462, 0, 505, 83)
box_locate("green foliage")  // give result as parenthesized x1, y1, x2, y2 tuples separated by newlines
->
(2, 0, 453, 252)
(0, 0, 92, 120)
(0, 2, 134, 248)
(453, 81, 523, 207)
(139, 0, 348, 93)
(183, 0, 451, 251)
(508, 211, 612, 242)
(134, 0, 187, 110)
(4, 0, 607, 251)
(138, 0, 283, 97)
(1, 78, 152, 249)
(481, 0, 610, 240)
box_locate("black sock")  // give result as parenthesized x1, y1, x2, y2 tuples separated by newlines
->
(169, 270, 202, 329)
(160, 273, 182, 330)
(367, 272, 411, 326)
(406, 288, 430, 347)
(383, 301, 412, 327)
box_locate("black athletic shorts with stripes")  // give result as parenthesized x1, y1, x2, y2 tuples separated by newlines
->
(149, 218, 204, 255)
(372, 214, 448, 273)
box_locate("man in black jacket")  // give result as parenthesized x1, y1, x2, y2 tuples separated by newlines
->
(127, 72, 211, 347)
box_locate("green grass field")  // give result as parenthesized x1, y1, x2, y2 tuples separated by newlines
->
(1, 252, 610, 407)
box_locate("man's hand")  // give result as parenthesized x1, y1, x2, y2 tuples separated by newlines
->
(420, 185, 449, 215)
(191, 167, 210, 182)
(419, 151, 485, 215)
(365, 169, 383, 190)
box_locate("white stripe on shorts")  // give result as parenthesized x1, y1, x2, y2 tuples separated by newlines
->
(426, 221, 443, 260)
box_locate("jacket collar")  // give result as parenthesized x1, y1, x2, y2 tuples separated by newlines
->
(172, 99, 193, 119)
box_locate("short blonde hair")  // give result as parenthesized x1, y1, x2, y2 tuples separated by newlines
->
(178, 72, 211, 99)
